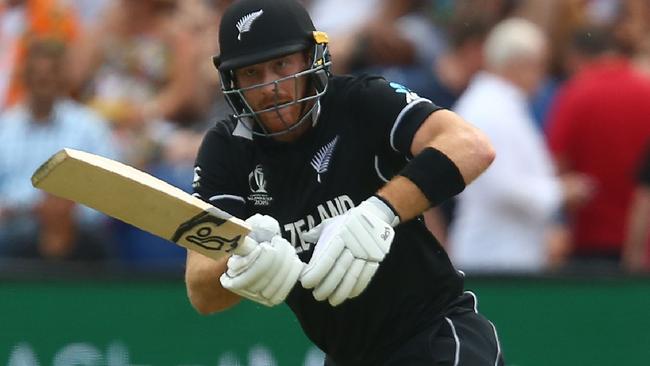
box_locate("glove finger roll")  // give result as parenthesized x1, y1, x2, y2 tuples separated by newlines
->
(235, 287, 274, 307)
(349, 261, 379, 298)
(328, 258, 365, 306)
(260, 238, 294, 298)
(227, 243, 274, 290)
(226, 246, 262, 277)
(301, 236, 345, 289)
(312, 248, 354, 301)
(269, 257, 304, 305)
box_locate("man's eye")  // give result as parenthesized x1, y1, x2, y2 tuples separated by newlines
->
(277, 59, 289, 68)
(244, 69, 257, 77)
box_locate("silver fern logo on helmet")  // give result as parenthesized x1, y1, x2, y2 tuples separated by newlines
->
(236, 9, 264, 41)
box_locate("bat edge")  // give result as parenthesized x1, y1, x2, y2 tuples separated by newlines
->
(30, 148, 76, 188)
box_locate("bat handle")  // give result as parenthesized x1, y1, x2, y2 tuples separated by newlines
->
(234, 236, 257, 256)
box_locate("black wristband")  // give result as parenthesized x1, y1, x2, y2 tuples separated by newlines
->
(398, 147, 466, 207)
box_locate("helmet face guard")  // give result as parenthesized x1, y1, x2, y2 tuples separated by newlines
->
(219, 41, 331, 137)
(214, 0, 331, 137)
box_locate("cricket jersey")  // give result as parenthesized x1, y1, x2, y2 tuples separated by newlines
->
(193, 74, 464, 365)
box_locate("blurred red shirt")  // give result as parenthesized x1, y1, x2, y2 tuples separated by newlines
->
(547, 57, 650, 256)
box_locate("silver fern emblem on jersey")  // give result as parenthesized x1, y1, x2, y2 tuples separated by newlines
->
(311, 136, 339, 183)
(236, 9, 264, 41)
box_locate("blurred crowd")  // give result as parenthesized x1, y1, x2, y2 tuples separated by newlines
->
(0, 0, 648, 275)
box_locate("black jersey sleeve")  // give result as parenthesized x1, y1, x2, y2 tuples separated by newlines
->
(352, 76, 442, 157)
(193, 122, 248, 219)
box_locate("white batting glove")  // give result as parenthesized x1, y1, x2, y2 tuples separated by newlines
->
(300, 196, 399, 306)
(220, 214, 304, 307)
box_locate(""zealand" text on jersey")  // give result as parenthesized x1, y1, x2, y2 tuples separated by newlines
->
(283, 194, 354, 253)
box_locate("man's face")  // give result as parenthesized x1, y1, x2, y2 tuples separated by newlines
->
(234, 52, 309, 133)
(24, 56, 63, 104)
(507, 42, 548, 96)
(522, 45, 549, 94)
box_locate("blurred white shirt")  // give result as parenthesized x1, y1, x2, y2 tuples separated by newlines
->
(307, 0, 380, 37)
(448, 72, 562, 273)
(0, 99, 118, 225)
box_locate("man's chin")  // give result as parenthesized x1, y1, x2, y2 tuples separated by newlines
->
(259, 114, 300, 133)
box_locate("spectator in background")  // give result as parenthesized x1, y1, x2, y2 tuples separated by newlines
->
(622, 142, 650, 272)
(546, 22, 650, 270)
(526, 0, 590, 130)
(306, 0, 444, 78)
(562, 26, 617, 77)
(448, 18, 593, 273)
(532, 24, 620, 131)
(174, 0, 232, 123)
(615, 0, 650, 76)
(68, 0, 202, 167)
(0, 0, 78, 111)
(0, 39, 117, 261)
(528, 0, 647, 131)
(67, 0, 215, 268)
(416, 14, 490, 109)
(612, 0, 650, 61)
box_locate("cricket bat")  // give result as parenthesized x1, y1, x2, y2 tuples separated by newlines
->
(31, 148, 255, 260)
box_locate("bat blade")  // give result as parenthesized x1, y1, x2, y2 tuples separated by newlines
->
(31, 148, 253, 259)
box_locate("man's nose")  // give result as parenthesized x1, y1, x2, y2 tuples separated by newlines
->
(259, 69, 282, 94)
(259, 79, 279, 96)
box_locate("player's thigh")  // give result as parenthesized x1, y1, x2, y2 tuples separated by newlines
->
(430, 310, 504, 366)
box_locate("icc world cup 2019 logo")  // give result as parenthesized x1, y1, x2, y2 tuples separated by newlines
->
(249, 165, 267, 193)
(248, 164, 273, 206)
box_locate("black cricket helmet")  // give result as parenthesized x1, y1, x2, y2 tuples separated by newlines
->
(213, 0, 331, 137)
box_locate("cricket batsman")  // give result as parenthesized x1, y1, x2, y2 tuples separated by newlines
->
(185, 1, 503, 364)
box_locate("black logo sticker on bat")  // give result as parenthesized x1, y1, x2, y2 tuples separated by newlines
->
(172, 211, 241, 252)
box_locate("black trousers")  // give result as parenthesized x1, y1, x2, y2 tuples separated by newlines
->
(324, 292, 504, 366)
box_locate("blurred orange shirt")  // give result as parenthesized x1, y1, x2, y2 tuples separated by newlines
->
(0, 0, 78, 108)
(547, 58, 650, 255)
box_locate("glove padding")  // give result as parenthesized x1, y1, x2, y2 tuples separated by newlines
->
(220, 214, 304, 307)
(300, 196, 399, 306)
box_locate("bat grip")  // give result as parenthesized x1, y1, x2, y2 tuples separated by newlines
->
(234, 236, 257, 256)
